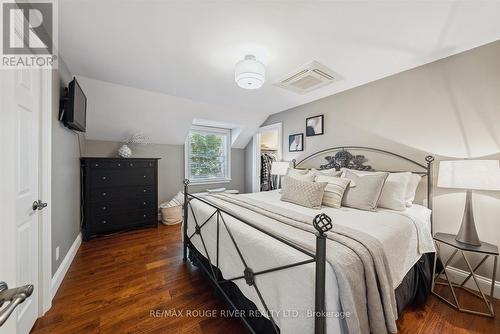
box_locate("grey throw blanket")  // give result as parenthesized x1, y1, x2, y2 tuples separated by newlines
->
(205, 193, 398, 334)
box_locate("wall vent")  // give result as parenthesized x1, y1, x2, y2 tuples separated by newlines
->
(274, 61, 339, 94)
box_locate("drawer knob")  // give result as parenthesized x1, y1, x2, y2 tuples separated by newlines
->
(143, 175, 147, 178)
(102, 176, 107, 180)
(102, 220, 107, 224)
(143, 201, 146, 205)
(102, 192, 107, 196)
(143, 189, 147, 193)
(95, 163, 99, 167)
(143, 214, 147, 218)
(118, 163, 121, 167)
(102, 206, 107, 210)
(130, 163, 134, 167)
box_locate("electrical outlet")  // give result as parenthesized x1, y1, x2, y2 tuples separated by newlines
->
(55, 246, 60, 261)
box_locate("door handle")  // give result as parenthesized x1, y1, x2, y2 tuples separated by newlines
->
(0, 282, 34, 327)
(32, 200, 48, 211)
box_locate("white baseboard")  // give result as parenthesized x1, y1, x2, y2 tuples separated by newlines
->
(50, 233, 82, 299)
(444, 266, 500, 299)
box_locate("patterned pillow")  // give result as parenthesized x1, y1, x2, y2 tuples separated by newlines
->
(280, 176, 327, 209)
(315, 175, 351, 208)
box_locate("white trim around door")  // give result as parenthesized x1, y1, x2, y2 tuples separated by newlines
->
(39, 69, 53, 315)
(252, 123, 283, 193)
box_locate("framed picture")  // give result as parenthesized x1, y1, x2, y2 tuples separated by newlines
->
(289, 133, 304, 152)
(306, 114, 324, 136)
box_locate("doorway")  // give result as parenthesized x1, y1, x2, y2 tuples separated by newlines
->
(252, 123, 283, 193)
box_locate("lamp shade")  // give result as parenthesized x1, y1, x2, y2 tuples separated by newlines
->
(235, 55, 265, 89)
(271, 161, 290, 176)
(437, 160, 500, 191)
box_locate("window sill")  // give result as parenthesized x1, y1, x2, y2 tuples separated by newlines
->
(188, 178, 232, 186)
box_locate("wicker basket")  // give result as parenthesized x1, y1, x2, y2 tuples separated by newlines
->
(160, 205, 182, 225)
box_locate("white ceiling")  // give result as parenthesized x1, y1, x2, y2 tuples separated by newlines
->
(59, 0, 500, 146)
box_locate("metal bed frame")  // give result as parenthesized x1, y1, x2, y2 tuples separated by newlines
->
(183, 146, 435, 334)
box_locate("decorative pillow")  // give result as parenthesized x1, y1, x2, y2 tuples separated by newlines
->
(315, 175, 351, 208)
(341, 169, 411, 211)
(405, 173, 422, 207)
(342, 170, 389, 211)
(280, 176, 327, 209)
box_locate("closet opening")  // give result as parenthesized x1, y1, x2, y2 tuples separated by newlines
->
(251, 123, 283, 193)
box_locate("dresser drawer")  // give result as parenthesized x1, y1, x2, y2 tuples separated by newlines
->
(89, 160, 125, 169)
(125, 161, 155, 168)
(90, 186, 155, 202)
(90, 197, 156, 215)
(89, 210, 157, 234)
(90, 168, 155, 188)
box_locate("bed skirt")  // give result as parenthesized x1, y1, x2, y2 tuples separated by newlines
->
(188, 242, 434, 333)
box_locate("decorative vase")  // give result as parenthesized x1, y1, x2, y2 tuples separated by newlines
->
(118, 144, 132, 158)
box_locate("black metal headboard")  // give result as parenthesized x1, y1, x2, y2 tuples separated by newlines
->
(292, 146, 435, 230)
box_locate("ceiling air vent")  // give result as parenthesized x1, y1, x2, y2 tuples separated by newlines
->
(274, 61, 339, 94)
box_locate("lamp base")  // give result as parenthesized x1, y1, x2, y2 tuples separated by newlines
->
(455, 190, 482, 247)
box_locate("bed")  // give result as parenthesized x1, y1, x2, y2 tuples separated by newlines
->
(182, 147, 436, 334)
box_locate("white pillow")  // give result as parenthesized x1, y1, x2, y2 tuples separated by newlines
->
(286, 169, 316, 183)
(309, 168, 343, 177)
(342, 169, 411, 211)
(286, 168, 309, 177)
(405, 173, 422, 207)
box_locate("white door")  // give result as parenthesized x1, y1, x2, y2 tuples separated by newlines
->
(0, 68, 42, 334)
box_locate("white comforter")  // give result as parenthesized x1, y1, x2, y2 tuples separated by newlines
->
(186, 190, 435, 334)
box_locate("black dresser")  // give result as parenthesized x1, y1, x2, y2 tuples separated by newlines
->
(80, 157, 160, 240)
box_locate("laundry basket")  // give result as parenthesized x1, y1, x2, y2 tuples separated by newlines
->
(160, 192, 184, 225)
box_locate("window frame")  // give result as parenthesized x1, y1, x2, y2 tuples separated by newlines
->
(184, 125, 232, 185)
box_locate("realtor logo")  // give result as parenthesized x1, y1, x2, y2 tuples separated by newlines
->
(1, 0, 57, 68)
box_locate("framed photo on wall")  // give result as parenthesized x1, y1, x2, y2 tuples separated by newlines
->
(289, 133, 304, 152)
(306, 114, 324, 136)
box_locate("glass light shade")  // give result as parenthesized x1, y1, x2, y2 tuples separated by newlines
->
(235, 55, 265, 90)
(437, 160, 500, 191)
(271, 161, 290, 176)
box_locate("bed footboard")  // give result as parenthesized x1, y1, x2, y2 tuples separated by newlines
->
(182, 179, 332, 334)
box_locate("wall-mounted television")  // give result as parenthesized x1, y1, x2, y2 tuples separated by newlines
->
(60, 77, 87, 132)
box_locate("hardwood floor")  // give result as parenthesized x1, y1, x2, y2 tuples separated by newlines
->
(32, 224, 499, 334)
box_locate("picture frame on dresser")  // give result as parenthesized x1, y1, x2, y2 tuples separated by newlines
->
(80, 157, 160, 240)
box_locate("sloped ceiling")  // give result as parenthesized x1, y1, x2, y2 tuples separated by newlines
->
(77, 76, 266, 148)
(59, 1, 500, 147)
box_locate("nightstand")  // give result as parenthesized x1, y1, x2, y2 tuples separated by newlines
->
(432, 232, 498, 317)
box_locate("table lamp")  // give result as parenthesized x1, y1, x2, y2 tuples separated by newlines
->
(271, 161, 290, 189)
(437, 160, 500, 246)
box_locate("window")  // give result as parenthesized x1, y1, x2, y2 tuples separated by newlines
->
(185, 126, 231, 184)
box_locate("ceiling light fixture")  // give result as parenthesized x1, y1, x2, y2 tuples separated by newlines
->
(235, 55, 265, 90)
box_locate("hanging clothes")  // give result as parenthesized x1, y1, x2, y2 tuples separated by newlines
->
(260, 151, 277, 191)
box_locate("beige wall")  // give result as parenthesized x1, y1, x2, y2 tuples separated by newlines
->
(85, 140, 245, 203)
(251, 40, 500, 280)
(51, 59, 83, 276)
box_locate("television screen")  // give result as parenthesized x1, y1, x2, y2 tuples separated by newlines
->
(61, 77, 87, 132)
